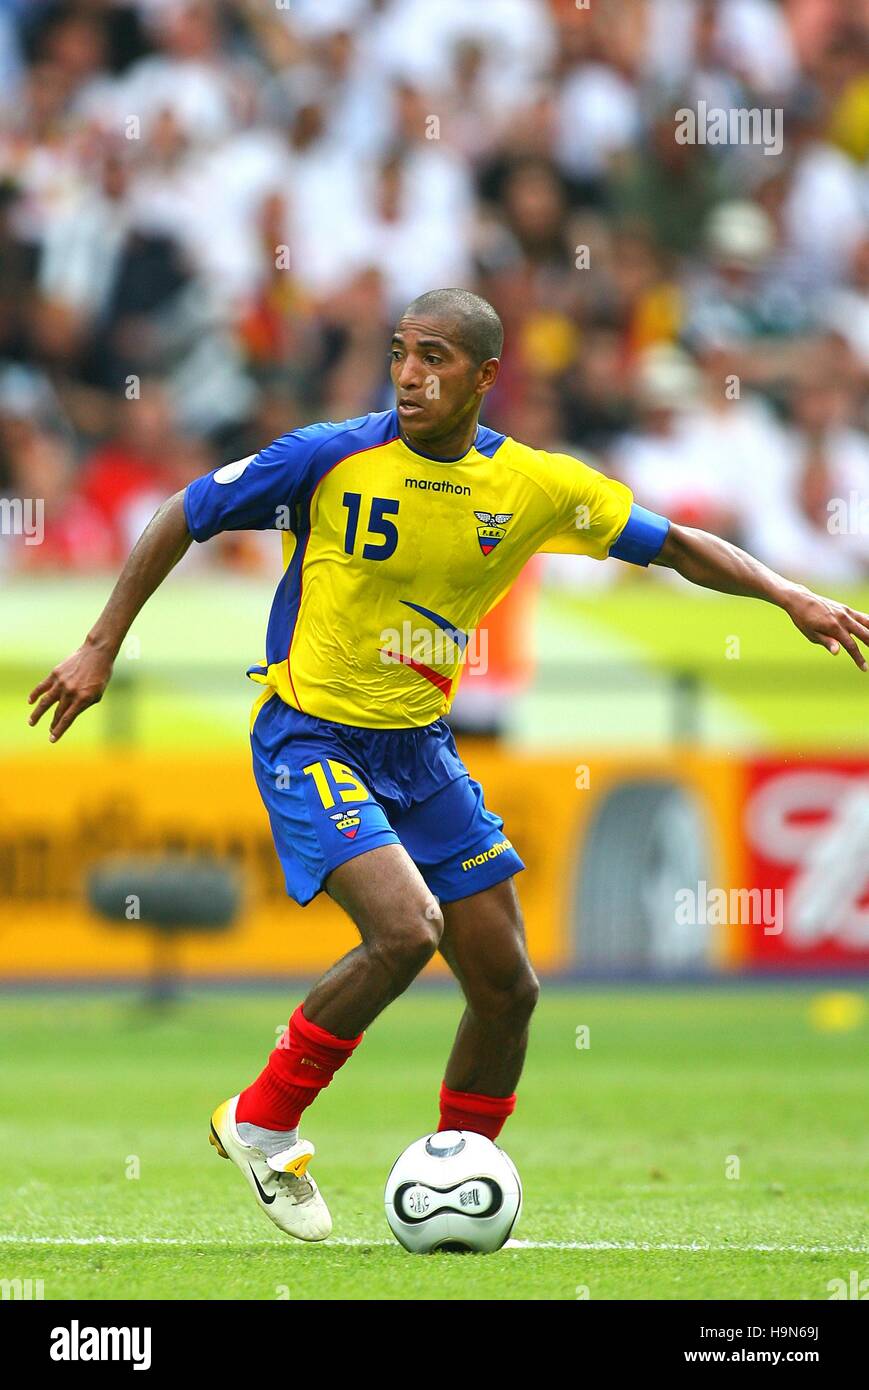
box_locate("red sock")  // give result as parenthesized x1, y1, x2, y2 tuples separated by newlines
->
(438, 1081, 516, 1142)
(236, 1005, 363, 1131)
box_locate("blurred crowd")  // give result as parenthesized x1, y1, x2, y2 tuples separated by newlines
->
(0, 0, 867, 583)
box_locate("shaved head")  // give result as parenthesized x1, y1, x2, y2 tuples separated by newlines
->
(399, 288, 503, 365)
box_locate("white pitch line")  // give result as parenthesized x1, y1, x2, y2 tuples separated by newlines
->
(509, 1240, 869, 1254)
(0, 1235, 866, 1254)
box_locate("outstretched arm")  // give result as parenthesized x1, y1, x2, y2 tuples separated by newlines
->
(28, 490, 192, 742)
(654, 522, 869, 672)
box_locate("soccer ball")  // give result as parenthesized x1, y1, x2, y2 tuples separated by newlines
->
(384, 1130, 522, 1253)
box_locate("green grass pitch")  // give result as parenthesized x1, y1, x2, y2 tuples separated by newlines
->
(1, 987, 866, 1301)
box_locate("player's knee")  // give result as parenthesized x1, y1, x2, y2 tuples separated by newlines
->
(378, 927, 437, 981)
(422, 894, 445, 940)
(514, 966, 540, 1021)
(405, 896, 444, 965)
(370, 897, 443, 981)
(473, 961, 539, 1025)
(499, 964, 539, 1023)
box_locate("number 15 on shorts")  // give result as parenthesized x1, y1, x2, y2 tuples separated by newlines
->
(303, 759, 370, 809)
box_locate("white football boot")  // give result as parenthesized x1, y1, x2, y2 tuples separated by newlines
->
(209, 1095, 332, 1241)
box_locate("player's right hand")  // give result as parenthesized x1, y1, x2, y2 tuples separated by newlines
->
(27, 640, 115, 743)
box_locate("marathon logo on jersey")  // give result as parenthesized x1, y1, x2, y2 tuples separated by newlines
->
(330, 809, 361, 839)
(405, 477, 471, 496)
(474, 510, 513, 556)
(462, 838, 512, 871)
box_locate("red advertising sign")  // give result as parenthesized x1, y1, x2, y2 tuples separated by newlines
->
(743, 759, 869, 968)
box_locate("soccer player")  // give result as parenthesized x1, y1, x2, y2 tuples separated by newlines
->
(29, 288, 869, 1241)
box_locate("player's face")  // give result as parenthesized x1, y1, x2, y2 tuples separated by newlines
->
(389, 317, 498, 445)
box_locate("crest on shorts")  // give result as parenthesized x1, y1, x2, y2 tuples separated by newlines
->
(330, 809, 361, 839)
(474, 510, 513, 556)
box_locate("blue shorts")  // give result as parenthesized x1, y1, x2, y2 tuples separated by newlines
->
(251, 696, 524, 906)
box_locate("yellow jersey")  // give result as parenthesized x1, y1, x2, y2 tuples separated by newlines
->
(184, 409, 667, 728)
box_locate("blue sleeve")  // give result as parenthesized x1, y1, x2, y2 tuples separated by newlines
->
(608, 503, 670, 567)
(183, 424, 337, 542)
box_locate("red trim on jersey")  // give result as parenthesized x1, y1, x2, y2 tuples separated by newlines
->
(381, 649, 453, 696)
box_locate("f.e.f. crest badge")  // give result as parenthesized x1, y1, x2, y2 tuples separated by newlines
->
(474, 510, 513, 556)
(330, 809, 361, 839)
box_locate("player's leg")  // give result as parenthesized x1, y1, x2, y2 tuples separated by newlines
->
(389, 756, 535, 1141)
(236, 841, 442, 1131)
(211, 841, 443, 1240)
(305, 842, 444, 1036)
(436, 876, 539, 1140)
(212, 701, 443, 1239)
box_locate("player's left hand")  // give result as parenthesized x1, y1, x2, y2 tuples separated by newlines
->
(785, 587, 869, 671)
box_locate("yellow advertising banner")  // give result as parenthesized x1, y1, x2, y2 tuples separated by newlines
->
(0, 747, 746, 979)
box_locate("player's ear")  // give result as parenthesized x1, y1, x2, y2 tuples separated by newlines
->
(477, 357, 500, 394)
